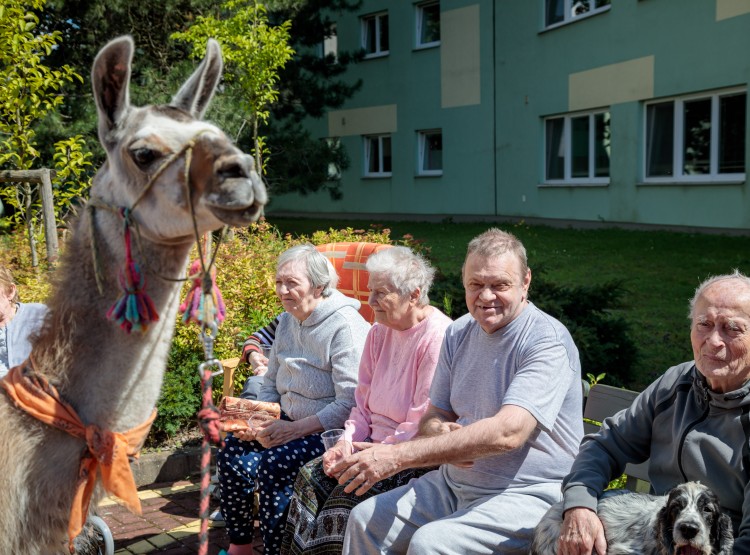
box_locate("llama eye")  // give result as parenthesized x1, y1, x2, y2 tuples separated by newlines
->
(131, 148, 159, 168)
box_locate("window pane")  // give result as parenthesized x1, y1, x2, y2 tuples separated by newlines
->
(423, 132, 443, 171)
(545, 0, 564, 26)
(546, 118, 565, 180)
(363, 18, 376, 54)
(571, 116, 590, 178)
(572, 0, 591, 18)
(719, 93, 746, 174)
(382, 136, 392, 172)
(683, 98, 711, 175)
(594, 112, 610, 177)
(646, 102, 674, 177)
(379, 15, 389, 52)
(367, 137, 380, 173)
(420, 4, 440, 44)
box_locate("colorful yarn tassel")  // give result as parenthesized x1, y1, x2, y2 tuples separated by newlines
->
(179, 259, 226, 326)
(107, 212, 159, 333)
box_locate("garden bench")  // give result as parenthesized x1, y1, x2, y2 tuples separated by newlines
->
(583, 383, 650, 492)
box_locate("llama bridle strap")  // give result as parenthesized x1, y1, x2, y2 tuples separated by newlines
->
(0, 359, 156, 552)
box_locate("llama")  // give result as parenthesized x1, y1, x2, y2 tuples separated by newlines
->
(0, 36, 267, 554)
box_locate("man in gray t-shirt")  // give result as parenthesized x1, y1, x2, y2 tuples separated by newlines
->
(332, 228, 583, 554)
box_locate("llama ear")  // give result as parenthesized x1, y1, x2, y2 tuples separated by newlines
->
(171, 39, 223, 119)
(92, 35, 133, 141)
(713, 513, 734, 555)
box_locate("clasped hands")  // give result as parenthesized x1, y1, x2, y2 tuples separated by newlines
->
(323, 440, 397, 496)
(233, 418, 296, 449)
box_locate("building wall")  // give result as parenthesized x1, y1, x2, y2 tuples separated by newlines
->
(269, 0, 750, 231)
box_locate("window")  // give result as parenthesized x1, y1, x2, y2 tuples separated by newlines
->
(364, 135, 392, 177)
(418, 130, 443, 175)
(545, 110, 610, 184)
(361, 12, 389, 58)
(416, 2, 440, 48)
(645, 89, 746, 182)
(318, 24, 338, 60)
(545, 0, 610, 28)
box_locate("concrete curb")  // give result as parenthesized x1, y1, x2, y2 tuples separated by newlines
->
(131, 446, 215, 487)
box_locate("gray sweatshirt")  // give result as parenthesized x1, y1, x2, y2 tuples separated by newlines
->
(259, 290, 370, 430)
(562, 362, 750, 554)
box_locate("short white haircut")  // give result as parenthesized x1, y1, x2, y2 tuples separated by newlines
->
(277, 244, 339, 297)
(365, 246, 436, 306)
(689, 269, 750, 320)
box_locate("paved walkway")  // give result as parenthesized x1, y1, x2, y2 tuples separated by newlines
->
(98, 480, 263, 554)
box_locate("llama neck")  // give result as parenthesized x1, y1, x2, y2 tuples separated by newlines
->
(32, 205, 195, 432)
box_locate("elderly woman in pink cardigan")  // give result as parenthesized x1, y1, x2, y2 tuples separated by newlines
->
(280, 246, 452, 555)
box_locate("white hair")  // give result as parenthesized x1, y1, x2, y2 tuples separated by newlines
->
(277, 244, 339, 297)
(689, 269, 750, 320)
(365, 246, 436, 306)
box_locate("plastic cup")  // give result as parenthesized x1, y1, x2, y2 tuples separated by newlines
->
(321, 428, 345, 450)
(261, 344, 272, 357)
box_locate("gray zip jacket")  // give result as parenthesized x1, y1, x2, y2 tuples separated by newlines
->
(562, 362, 750, 554)
(259, 290, 370, 430)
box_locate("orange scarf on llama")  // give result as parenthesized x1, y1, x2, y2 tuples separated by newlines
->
(1, 359, 155, 551)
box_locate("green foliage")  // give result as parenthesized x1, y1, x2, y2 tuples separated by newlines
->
(586, 372, 606, 386)
(172, 0, 294, 170)
(51, 135, 93, 221)
(531, 269, 638, 388)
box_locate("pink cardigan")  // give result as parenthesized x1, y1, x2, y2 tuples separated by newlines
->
(343, 308, 452, 445)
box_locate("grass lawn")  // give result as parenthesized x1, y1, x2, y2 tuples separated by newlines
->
(269, 216, 750, 390)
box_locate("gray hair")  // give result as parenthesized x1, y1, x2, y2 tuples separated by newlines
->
(0, 265, 19, 304)
(365, 246, 436, 306)
(277, 244, 339, 297)
(689, 269, 750, 320)
(464, 228, 529, 278)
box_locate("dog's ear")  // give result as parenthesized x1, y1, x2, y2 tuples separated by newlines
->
(655, 504, 674, 555)
(712, 513, 734, 555)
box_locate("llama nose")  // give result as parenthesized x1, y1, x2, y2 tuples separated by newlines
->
(215, 154, 252, 180)
(678, 522, 699, 540)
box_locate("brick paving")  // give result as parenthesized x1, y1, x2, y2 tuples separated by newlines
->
(97, 480, 263, 554)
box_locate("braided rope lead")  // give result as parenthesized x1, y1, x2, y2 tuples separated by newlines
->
(197, 356, 224, 555)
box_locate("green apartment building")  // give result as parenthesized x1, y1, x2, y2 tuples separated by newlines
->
(269, 0, 750, 231)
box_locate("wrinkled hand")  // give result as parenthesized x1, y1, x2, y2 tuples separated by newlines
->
(421, 420, 463, 438)
(249, 352, 269, 375)
(322, 440, 353, 477)
(233, 428, 257, 442)
(329, 442, 400, 496)
(557, 508, 607, 555)
(255, 419, 298, 449)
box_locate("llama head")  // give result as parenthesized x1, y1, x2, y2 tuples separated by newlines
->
(91, 36, 267, 241)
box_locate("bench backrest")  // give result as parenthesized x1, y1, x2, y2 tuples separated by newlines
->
(583, 384, 650, 488)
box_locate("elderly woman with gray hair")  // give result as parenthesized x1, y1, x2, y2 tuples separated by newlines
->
(280, 246, 452, 555)
(218, 244, 370, 555)
(0, 265, 47, 378)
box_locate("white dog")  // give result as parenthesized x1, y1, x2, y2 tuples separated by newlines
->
(531, 482, 733, 555)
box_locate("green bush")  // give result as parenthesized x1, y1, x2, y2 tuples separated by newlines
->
(427, 268, 638, 388)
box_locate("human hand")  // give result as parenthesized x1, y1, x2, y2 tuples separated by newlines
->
(420, 419, 463, 438)
(557, 508, 607, 555)
(249, 351, 269, 373)
(330, 442, 400, 496)
(255, 419, 298, 448)
(322, 440, 353, 477)
(233, 428, 257, 442)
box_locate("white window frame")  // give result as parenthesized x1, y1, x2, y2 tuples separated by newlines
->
(417, 129, 443, 176)
(361, 12, 389, 59)
(643, 88, 746, 184)
(544, 110, 610, 185)
(363, 134, 392, 177)
(544, 0, 611, 30)
(318, 24, 338, 60)
(416, 1, 440, 49)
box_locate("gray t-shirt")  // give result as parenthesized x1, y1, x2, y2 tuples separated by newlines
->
(430, 302, 583, 490)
